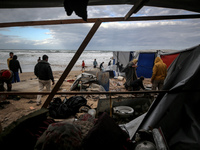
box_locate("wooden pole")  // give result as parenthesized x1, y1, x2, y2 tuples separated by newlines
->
(124, 0, 149, 20)
(0, 14, 200, 28)
(42, 19, 102, 108)
(0, 89, 199, 95)
(0, 90, 169, 95)
(109, 92, 112, 117)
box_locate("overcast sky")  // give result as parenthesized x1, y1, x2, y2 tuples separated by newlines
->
(0, 5, 200, 51)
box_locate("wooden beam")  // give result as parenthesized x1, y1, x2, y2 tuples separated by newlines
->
(0, 14, 200, 28)
(41, 19, 102, 108)
(0, 90, 169, 95)
(124, 0, 149, 20)
(0, 89, 198, 95)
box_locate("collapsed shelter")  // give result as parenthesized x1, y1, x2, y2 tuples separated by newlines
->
(0, 0, 200, 149)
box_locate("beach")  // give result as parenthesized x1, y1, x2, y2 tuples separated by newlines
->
(0, 69, 151, 131)
(0, 70, 84, 130)
(0, 49, 113, 131)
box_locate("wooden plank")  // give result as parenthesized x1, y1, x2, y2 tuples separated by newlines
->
(124, 0, 149, 20)
(42, 19, 102, 108)
(1, 14, 200, 28)
(0, 90, 169, 95)
(0, 89, 198, 95)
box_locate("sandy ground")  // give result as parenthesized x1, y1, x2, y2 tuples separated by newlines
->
(0, 70, 83, 130)
(0, 70, 151, 131)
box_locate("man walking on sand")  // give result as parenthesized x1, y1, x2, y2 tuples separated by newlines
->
(34, 55, 54, 106)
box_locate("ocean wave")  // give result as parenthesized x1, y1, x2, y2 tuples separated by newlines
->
(0, 49, 113, 72)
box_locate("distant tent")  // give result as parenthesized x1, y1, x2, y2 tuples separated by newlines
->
(112, 50, 181, 78)
(113, 51, 134, 67)
(160, 53, 179, 68)
(136, 53, 156, 78)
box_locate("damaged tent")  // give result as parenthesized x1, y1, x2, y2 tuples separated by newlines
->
(113, 51, 157, 78)
(132, 44, 200, 149)
(113, 50, 181, 79)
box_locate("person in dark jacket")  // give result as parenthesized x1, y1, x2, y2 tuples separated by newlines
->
(131, 76, 145, 91)
(9, 55, 22, 83)
(122, 59, 138, 90)
(34, 55, 54, 106)
(100, 62, 104, 71)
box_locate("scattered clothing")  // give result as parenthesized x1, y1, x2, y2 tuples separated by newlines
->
(49, 96, 88, 119)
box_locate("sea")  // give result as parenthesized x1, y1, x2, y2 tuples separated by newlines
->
(0, 49, 113, 72)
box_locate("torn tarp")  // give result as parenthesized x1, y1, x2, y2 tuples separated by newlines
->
(135, 45, 200, 149)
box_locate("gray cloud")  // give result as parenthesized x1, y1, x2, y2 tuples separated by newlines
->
(0, 5, 200, 51)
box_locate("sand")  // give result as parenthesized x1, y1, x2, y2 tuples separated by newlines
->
(0, 70, 83, 130)
(0, 70, 151, 131)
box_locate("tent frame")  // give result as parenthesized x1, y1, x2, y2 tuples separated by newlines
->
(0, 5, 200, 108)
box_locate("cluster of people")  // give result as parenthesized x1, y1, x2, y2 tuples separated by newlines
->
(123, 56, 167, 92)
(81, 59, 109, 72)
(0, 52, 22, 92)
(0, 52, 54, 106)
(80, 57, 167, 92)
(1, 51, 167, 107)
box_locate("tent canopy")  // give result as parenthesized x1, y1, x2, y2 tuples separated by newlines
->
(1, 0, 200, 14)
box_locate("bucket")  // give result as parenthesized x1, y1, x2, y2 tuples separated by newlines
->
(113, 106, 134, 117)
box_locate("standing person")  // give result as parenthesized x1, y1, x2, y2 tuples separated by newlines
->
(108, 60, 111, 66)
(34, 55, 54, 106)
(9, 55, 22, 83)
(151, 57, 167, 90)
(0, 69, 13, 91)
(7, 52, 14, 69)
(81, 60, 85, 72)
(37, 57, 41, 62)
(100, 62, 104, 71)
(122, 59, 138, 90)
(93, 59, 98, 68)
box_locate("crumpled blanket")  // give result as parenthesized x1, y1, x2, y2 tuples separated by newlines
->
(34, 122, 82, 150)
(34, 114, 95, 150)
